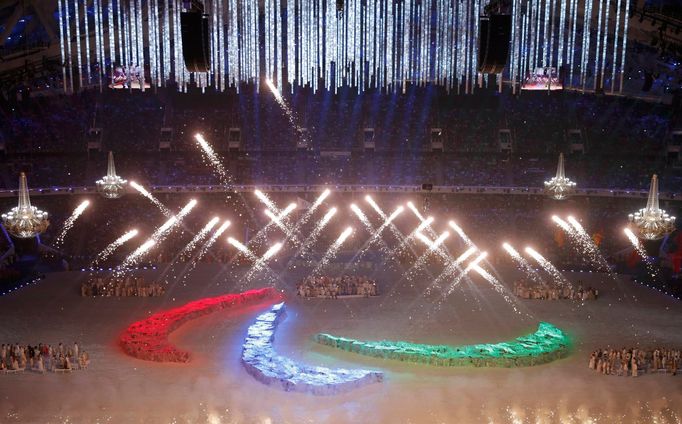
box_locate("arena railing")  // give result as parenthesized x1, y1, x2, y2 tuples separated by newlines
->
(0, 185, 679, 202)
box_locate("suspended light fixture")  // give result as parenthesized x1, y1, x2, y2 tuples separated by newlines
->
(96, 151, 127, 199)
(1, 173, 49, 238)
(628, 175, 676, 240)
(544, 153, 576, 200)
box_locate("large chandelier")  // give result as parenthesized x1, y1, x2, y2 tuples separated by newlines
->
(628, 174, 676, 240)
(1, 173, 49, 238)
(96, 151, 127, 199)
(544, 153, 576, 200)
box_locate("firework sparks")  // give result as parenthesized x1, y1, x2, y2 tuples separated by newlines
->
(624, 227, 659, 279)
(92, 229, 138, 265)
(448, 220, 474, 247)
(502, 242, 546, 285)
(525, 247, 569, 286)
(55, 200, 90, 247)
(313, 227, 354, 274)
(130, 181, 172, 216)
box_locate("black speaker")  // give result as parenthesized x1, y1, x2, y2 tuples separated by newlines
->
(478, 15, 512, 74)
(181, 11, 210, 73)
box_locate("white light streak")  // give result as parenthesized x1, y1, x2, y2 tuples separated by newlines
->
(525, 246, 569, 286)
(92, 229, 139, 265)
(55, 200, 90, 246)
(130, 181, 172, 216)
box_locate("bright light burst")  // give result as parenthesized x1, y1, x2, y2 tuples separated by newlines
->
(55, 200, 90, 247)
(502, 242, 545, 285)
(426, 246, 478, 295)
(442, 251, 489, 297)
(624, 227, 659, 279)
(525, 247, 569, 286)
(130, 181, 172, 217)
(364, 195, 404, 242)
(246, 241, 284, 280)
(448, 220, 474, 247)
(313, 227, 354, 274)
(228, 237, 259, 261)
(118, 199, 197, 272)
(182, 217, 220, 255)
(92, 229, 138, 265)
(195, 133, 235, 187)
(566, 215, 611, 272)
(254, 189, 278, 212)
(193, 221, 231, 263)
(350, 204, 373, 232)
(290, 207, 338, 262)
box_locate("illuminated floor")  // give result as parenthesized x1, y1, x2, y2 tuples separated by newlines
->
(0, 264, 681, 423)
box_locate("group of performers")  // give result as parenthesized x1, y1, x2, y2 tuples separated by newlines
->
(81, 275, 165, 297)
(296, 275, 378, 298)
(0, 342, 90, 373)
(512, 279, 598, 301)
(589, 347, 680, 377)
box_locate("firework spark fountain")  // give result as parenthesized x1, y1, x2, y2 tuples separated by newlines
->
(525, 247, 569, 286)
(228, 237, 259, 262)
(129, 181, 172, 217)
(442, 252, 489, 297)
(502, 242, 545, 285)
(472, 265, 521, 314)
(265, 79, 310, 144)
(254, 189, 278, 212)
(192, 221, 231, 264)
(245, 242, 284, 280)
(92, 229, 139, 265)
(566, 215, 611, 272)
(624, 227, 659, 279)
(416, 231, 450, 251)
(350, 204, 373, 233)
(365, 195, 405, 243)
(448, 220, 475, 247)
(426, 246, 478, 295)
(351, 205, 405, 262)
(181, 217, 220, 255)
(118, 199, 197, 271)
(289, 207, 338, 263)
(194, 134, 234, 186)
(312, 227, 354, 275)
(54, 200, 90, 247)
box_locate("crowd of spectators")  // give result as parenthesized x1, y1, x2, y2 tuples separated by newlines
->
(0, 88, 680, 192)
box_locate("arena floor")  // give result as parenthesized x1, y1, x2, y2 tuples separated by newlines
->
(0, 263, 681, 423)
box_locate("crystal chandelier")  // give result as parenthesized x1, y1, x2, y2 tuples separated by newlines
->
(96, 151, 127, 199)
(544, 153, 577, 200)
(628, 175, 676, 240)
(1, 173, 49, 238)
